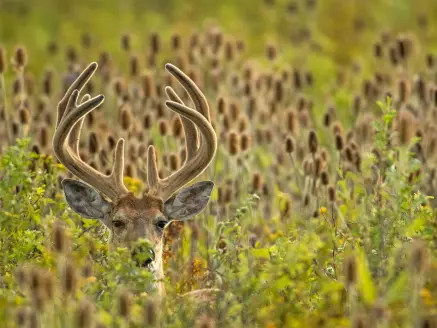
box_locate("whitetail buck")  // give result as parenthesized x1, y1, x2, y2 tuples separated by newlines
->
(52, 62, 217, 297)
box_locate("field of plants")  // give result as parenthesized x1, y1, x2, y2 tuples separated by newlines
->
(2, 0, 437, 327)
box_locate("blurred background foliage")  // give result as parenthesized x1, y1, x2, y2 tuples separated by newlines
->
(2, 0, 437, 73)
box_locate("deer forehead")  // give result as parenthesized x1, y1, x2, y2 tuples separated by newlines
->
(110, 194, 164, 221)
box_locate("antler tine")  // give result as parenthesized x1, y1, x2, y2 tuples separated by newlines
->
(146, 64, 217, 201)
(53, 62, 129, 202)
(164, 86, 198, 160)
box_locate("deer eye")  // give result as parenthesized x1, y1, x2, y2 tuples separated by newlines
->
(156, 220, 168, 230)
(113, 220, 125, 228)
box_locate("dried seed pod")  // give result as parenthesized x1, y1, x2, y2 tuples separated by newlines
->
(121, 33, 131, 51)
(150, 33, 160, 54)
(344, 254, 357, 287)
(118, 289, 132, 318)
(143, 299, 158, 326)
(169, 153, 180, 171)
(410, 239, 429, 274)
(158, 119, 168, 136)
(285, 136, 294, 154)
(240, 133, 251, 152)
(335, 134, 344, 151)
(373, 42, 383, 59)
(120, 105, 132, 131)
(88, 132, 99, 154)
(286, 110, 299, 135)
(18, 107, 31, 125)
(328, 185, 336, 202)
(320, 171, 329, 185)
(398, 79, 411, 103)
(227, 131, 240, 156)
(53, 223, 66, 253)
(130, 54, 140, 77)
(14, 46, 28, 68)
(308, 130, 318, 154)
(398, 110, 415, 146)
(75, 298, 93, 328)
(61, 261, 77, 295)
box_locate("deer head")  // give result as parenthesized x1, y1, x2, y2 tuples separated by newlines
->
(52, 62, 217, 295)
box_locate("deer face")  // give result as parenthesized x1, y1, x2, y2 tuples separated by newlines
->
(62, 179, 214, 269)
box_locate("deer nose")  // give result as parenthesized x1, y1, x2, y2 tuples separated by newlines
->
(132, 246, 155, 268)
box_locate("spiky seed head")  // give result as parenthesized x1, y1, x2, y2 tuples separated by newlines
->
(293, 69, 302, 90)
(320, 171, 329, 185)
(158, 119, 168, 136)
(75, 298, 93, 328)
(305, 71, 313, 86)
(18, 107, 31, 125)
(143, 299, 158, 326)
(169, 153, 180, 171)
(228, 131, 240, 156)
(398, 110, 415, 146)
(252, 173, 263, 192)
(130, 54, 139, 77)
(61, 261, 77, 295)
(88, 132, 99, 154)
(410, 239, 429, 274)
(335, 134, 344, 151)
(344, 254, 358, 287)
(120, 105, 132, 131)
(308, 130, 318, 154)
(373, 42, 383, 59)
(266, 44, 277, 61)
(118, 289, 132, 318)
(15, 307, 27, 326)
(53, 222, 66, 253)
(398, 79, 411, 103)
(81, 33, 92, 49)
(303, 194, 310, 207)
(240, 133, 251, 152)
(171, 33, 181, 50)
(323, 112, 331, 127)
(0, 46, 6, 74)
(150, 33, 160, 54)
(121, 33, 131, 51)
(14, 46, 28, 68)
(328, 185, 336, 202)
(224, 187, 233, 204)
(285, 136, 294, 154)
(274, 79, 283, 102)
(389, 46, 398, 66)
(286, 110, 299, 134)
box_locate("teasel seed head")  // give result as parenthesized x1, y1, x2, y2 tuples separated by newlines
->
(130, 54, 139, 77)
(18, 107, 31, 125)
(15, 307, 27, 326)
(121, 33, 131, 51)
(373, 42, 383, 59)
(61, 261, 77, 295)
(53, 222, 66, 253)
(285, 136, 294, 154)
(120, 105, 132, 131)
(344, 254, 358, 287)
(229, 102, 241, 121)
(227, 131, 240, 156)
(398, 78, 411, 103)
(118, 288, 132, 318)
(252, 173, 263, 193)
(74, 298, 93, 328)
(169, 153, 180, 171)
(410, 239, 429, 274)
(308, 130, 318, 154)
(88, 132, 99, 154)
(143, 299, 158, 326)
(286, 110, 299, 134)
(398, 110, 415, 146)
(14, 45, 28, 69)
(328, 185, 336, 202)
(320, 171, 329, 185)
(266, 43, 277, 61)
(240, 132, 251, 152)
(150, 32, 160, 54)
(352, 313, 370, 328)
(158, 119, 169, 136)
(303, 193, 310, 207)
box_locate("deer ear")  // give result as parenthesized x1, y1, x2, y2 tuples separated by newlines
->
(62, 179, 111, 220)
(163, 181, 214, 221)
